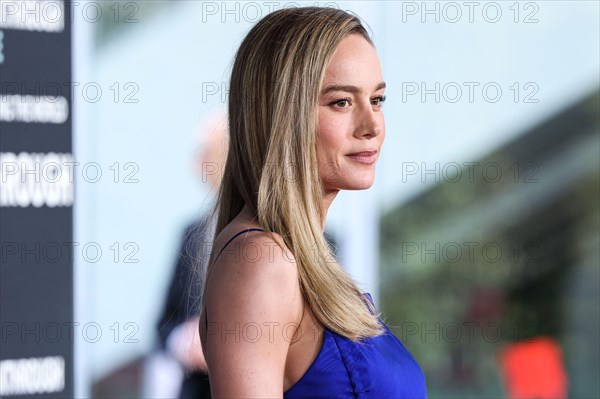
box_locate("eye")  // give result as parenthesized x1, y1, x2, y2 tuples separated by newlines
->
(330, 97, 352, 108)
(371, 95, 386, 108)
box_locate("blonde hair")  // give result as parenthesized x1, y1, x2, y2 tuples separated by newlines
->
(202, 6, 384, 341)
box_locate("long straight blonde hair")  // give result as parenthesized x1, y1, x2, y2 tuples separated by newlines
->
(201, 6, 385, 341)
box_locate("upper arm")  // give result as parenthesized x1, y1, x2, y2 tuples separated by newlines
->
(201, 233, 301, 397)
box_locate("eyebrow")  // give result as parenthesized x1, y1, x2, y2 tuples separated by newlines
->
(320, 82, 386, 96)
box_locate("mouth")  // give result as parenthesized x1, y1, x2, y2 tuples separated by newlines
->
(345, 150, 377, 165)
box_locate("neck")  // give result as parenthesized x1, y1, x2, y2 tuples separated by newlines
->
(239, 188, 339, 233)
(321, 188, 339, 232)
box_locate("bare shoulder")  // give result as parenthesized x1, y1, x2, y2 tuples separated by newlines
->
(201, 224, 303, 395)
(207, 225, 299, 301)
(205, 224, 301, 323)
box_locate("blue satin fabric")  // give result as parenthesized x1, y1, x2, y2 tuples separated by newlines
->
(284, 294, 427, 398)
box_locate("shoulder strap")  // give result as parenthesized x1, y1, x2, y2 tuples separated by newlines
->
(213, 228, 265, 263)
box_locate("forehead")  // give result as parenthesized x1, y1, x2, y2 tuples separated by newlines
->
(323, 34, 383, 83)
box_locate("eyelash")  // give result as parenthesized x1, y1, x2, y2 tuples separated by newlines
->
(330, 95, 387, 108)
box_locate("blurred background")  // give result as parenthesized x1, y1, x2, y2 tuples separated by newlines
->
(1, 1, 598, 398)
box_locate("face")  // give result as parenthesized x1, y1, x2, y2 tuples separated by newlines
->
(317, 34, 386, 192)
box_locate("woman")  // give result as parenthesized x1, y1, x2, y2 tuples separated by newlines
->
(199, 6, 427, 398)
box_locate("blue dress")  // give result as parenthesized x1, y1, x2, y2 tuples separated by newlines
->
(206, 228, 427, 398)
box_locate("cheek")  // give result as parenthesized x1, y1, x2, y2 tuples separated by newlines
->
(317, 114, 346, 160)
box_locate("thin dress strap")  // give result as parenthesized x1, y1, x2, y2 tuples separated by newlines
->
(205, 228, 265, 329)
(214, 228, 265, 263)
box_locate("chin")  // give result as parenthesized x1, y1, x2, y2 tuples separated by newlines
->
(337, 175, 376, 190)
(355, 171, 377, 188)
(322, 169, 377, 191)
(349, 181, 374, 190)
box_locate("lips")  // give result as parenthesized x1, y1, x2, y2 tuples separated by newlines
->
(345, 150, 378, 165)
(346, 150, 377, 157)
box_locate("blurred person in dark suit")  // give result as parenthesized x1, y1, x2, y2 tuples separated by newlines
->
(156, 111, 228, 398)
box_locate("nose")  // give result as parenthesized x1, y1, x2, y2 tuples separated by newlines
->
(354, 102, 383, 139)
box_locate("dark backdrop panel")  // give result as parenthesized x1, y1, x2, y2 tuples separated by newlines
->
(1, 1, 74, 397)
